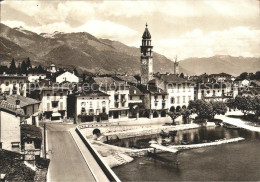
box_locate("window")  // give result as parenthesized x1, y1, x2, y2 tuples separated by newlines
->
(155, 102, 158, 107)
(60, 93, 63, 98)
(0, 142, 2, 149)
(81, 107, 86, 114)
(162, 95, 165, 100)
(47, 94, 50, 100)
(89, 101, 93, 108)
(5, 82, 9, 86)
(139, 96, 142, 100)
(102, 107, 106, 113)
(130, 96, 133, 100)
(183, 84, 186, 92)
(188, 96, 191, 101)
(60, 102, 63, 110)
(114, 95, 119, 101)
(11, 142, 20, 149)
(154, 96, 158, 100)
(177, 96, 180, 104)
(171, 97, 175, 104)
(183, 96, 186, 103)
(207, 90, 210, 94)
(47, 103, 50, 111)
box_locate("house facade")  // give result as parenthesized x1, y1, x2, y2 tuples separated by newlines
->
(90, 77, 130, 120)
(0, 99, 24, 151)
(67, 90, 110, 122)
(0, 75, 27, 96)
(55, 71, 79, 83)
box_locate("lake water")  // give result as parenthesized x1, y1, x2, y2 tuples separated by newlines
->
(106, 127, 240, 148)
(112, 127, 260, 181)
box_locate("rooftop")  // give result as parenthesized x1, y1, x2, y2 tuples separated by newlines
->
(0, 99, 24, 116)
(6, 95, 40, 108)
(156, 74, 193, 84)
(129, 85, 144, 96)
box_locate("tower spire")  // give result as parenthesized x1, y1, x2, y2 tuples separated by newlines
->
(146, 22, 148, 28)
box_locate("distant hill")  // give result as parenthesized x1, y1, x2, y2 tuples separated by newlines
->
(179, 55, 260, 76)
(0, 23, 176, 74)
(0, 23, 259, 76)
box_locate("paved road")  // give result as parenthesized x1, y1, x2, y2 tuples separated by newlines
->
(46, 123, 96, 182)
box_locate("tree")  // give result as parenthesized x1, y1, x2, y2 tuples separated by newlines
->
(167, 111, 182, 125)
(188, 100, 213, 120)
(37, 65, 44, 72)
(239, 72, 248, 80)
(235, 96, 251, 115)
(73, 68, 78, 76)
(227, 98, 236, 111)
(210, 101, 227, 119)
(179, 73, 184, 78)
(255, 71, 260, 80)
(21, 61, 27, 74)
(9, 58, 17, 74)
(17, 63, 22, 74)
(26, 57, 32, 70)
(181, 108, 193, 123)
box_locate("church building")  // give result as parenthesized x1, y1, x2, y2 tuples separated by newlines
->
(140, 24, 153, 84)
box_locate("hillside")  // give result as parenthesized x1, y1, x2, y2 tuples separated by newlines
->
(0, 23, 259, 75)
(179, 55, 260, 76)
(0, 23, 175, 74)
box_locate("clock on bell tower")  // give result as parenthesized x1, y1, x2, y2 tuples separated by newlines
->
(140, 23, 153, 84)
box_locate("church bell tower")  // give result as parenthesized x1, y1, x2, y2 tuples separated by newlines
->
(140, 23, 153, 84)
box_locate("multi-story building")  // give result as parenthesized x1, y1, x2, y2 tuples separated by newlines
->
(89, 77, 130, 120)
(5, 95, 40, 126)
(128, 85, 144, 118)
(30, 83, 69, 121)
(46, 64, 59, 73)
(196, 82, 238, 102)
(27, 69, 47, 83)
(0, 74, 27, 96)
(67, 90, 110, 122)
(153, 74, 194, 112)
(137, 85, 168, 118)
(0, 98, 24, 151)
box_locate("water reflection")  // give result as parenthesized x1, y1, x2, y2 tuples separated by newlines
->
(105, 126, 244, 148)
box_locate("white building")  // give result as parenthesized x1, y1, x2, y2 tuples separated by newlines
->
(0, 75, 27, 96)
(5, 95, 40, 126)
(31, 85, 69, 121)
(196, 82, 237, 102)
(67, 90, 110, 122)
(55, 71, 79, 83)
(90, 77, 130, 120)
(27, 71, 47, 83)
(0, 99, 24, 151)
(154, 74, 194, 112)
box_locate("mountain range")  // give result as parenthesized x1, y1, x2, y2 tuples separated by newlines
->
(0, 23, 259, 76)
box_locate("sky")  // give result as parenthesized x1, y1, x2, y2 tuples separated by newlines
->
(1, 0, 260, 60)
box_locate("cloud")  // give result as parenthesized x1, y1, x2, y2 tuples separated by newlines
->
(1, 0, 259, 59)
(155, 27, 260, 59)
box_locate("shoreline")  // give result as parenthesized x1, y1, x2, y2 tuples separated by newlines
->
(85, 122, 218, 168)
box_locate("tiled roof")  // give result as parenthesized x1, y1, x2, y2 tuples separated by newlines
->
(137, 84, 167, 95)
(157, 74, 193, 84)
(116, 76, 138, 84)
(0, 100, 24, 116)
(74, 90, 109, 97)
(6, 95, 40, 108)
(129, 85, 144, 96)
